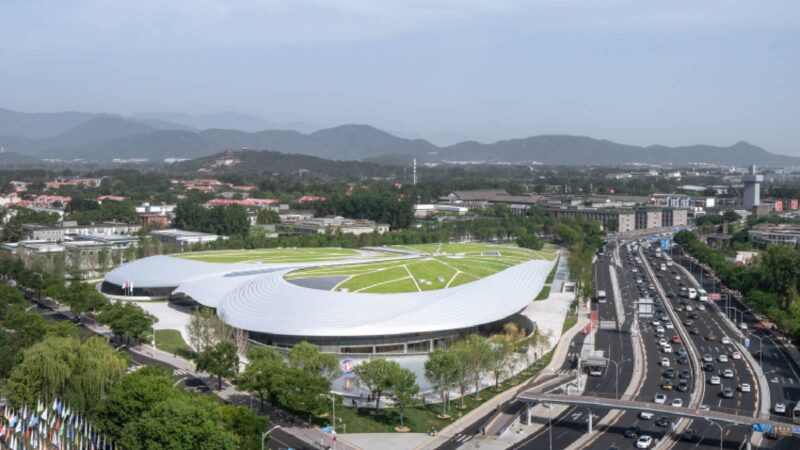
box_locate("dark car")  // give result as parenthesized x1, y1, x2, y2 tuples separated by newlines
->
(679, 369, 690, 380)
(721, 387, 734, 398)
(682, 429, 698, 441)
(663, 368, 676, 378)
(656, 416, 671, 427)
(691, 328, 700, 335)
(704, 363, 715, 372)
(624, 425, 640, 438)
(677, 381, 689, 392)
(683, 320, 693, 327)
(689, 313, 700, 319)
(678, 356, 689, 365)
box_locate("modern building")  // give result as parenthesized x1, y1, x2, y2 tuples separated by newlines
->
(149, 229, 221, 246)
(543, 206, 688, 233)
(290, 216, 390, 235)
(748, 223, 800, 246)
(101, 251, 554, 355)
(22, 222, 141, 241)
(742, 165, 763, 210)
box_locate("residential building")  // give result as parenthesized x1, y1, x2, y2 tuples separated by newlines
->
(149, 229, 221, 245)
(22, 222, 141, 241)
(290, 216, 390, 235)
(45, 177, 103, 189)
(748, 223, 800, 246)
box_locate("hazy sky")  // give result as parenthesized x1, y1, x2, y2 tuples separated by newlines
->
(1, 1, 798, 153)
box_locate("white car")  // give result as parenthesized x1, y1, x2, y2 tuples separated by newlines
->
(662, 345, 673, 353)
(703, 354, 713, 363)
(718, 355, 729, 363)
(656, 326, 665, 334)
(722, 369, 734, 378)
(775, 403, 786, 414)
(665, 322, 674, 330)
(654, 394, 667, 404)
(686, 305, 694, 312)
(671, 398, 684, 407)
(710, 376, 721, 385)
(636, 435, 654, 449)
(661, 358, 671, 367)
(675, 275, 681, 281)
(721, 337, 731, 345)
(653, 320, 662, 327)
(739, 322, 748, 331)
(731, 352, 742, 360)
(740, 384, 751, 393)
(698, 305, 706, 311)
(658, 338, 668, 346)
(639, 411, 654, 420)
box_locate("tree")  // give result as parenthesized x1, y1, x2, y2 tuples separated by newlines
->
(388, 365, 419, 430)
(355, 358, 398, 411)
(424, 349, 459, 417)
(458, 334, 492, 400)
(186, 307, 233, 354)
(1, 217, 24, 242)
(6, 336, 128, 413)
(196, 341, 240, 390)
(95, 366, 180, 441)
(487, 336, 514, 391)
(270, 367, 330, 421)
(288, 341, 340, 380)
(97, 301, 156, 345)
(256, 209, 279, 225)
(219, 403, 270, 450)
(449, 343, 472, 409)
(120, 395, 238, 450)
(238, 348, 286, 411)
(516, 234, 543, 250)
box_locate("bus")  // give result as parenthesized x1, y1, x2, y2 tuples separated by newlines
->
(597, 290, 607, 303)
(697, 289, 708, 302)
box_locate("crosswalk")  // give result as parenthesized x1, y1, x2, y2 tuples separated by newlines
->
(450, 433, 473, 444)
(173, 368, 189, 377)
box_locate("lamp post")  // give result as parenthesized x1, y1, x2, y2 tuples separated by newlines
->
(152, 324, 156, 358)
(319, 393, 336, 449)
(35, 272, 43, 302)
(704, 420, 733, 450)
(260, 425, 280, 450)
(605, 358, 633, 399)
(747, 331, 764, 368)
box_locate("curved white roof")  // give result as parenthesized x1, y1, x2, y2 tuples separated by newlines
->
(104, 253, 554, 337)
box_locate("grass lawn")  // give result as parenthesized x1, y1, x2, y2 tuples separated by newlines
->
(154, 329, 192, 359)
(327, 350, 554, 433)
(176, 247, 361, 263)
(535, 285, 551, 301)
(286, 243, 558, 294)
(545, 256, 559, 284)
(562, 313, 578, 334)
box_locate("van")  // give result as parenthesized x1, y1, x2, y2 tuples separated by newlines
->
(687, 288, 697, 300)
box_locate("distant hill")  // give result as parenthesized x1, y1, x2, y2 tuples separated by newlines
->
(0, 108, 96, 140)
(134, 111, 319, 134)
(169, 149, 397, 179)
(0, 151, 41, 166)
(2, 107, 798, 167)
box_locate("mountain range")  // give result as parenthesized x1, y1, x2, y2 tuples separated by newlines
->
(0, 107, 797, 167)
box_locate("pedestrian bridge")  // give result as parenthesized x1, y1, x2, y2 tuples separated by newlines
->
(516, 391, 763, 426)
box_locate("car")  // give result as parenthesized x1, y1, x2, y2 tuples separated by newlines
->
(672, 335, 682, 344)
(706, 333, 717, 341)
(739, 322, 748, 331)
(731, 352, 742, 360)
(703, 354, 713, 363)
(721, 387, 734, 398)
(661, 381, 674, 390)
(656, 326, 665, 334)
(721, 337, 731, 345)
(652, 320, 661, 327)
(664, 368, 676, 378)
(679, 369, 690, 380)
(671, 398, 683, 407)
(722, 369, 734, 378)
(639, 411, 654, 420)
(698, 404, 709, 411)
(774, 403, 786, 414)
(682, 428, 698, 441)
(675, 306, 684, 312)
(661, 358, 670, 367)
(689, 312, 700, 319)
(677, 346, 687, 357)
(636, 435, 653, 449)
(675, 275, 682, 281)
(654, 394, 667, 404)
(683, 320, 693, 327)
(686, 305, 694, 312)
(710, 376, 721, 385)
(662, 345, 673, 353)
(624, 426, 641, 438)
(677, 381, 689, 392)
(678, 356, 689, 365)
(740, 383, 751, 392)
(704, 363, 715, 372)
(665, 322, 674, 329)
(656, 416, 671, 427)
(679, 298, 688, 306)
(698, 304, 706, 311)
(718, 355, 729, 363)
(658, 338, 668, 346)
(666, 291, 675, 298)
(661, 315, 669, 322)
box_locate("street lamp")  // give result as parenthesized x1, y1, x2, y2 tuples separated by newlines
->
(319, 393, 336, 449)
(261, 425, 280, 450)
(604, 358, 633, 399)
(152, 324, 156, 358)
(704, 420, 734, 450)
(747, 331, 764, 368)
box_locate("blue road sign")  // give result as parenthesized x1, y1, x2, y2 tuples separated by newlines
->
(660, 238, 671, 250)
(793, 425, 800, 435)
(744, 338, 751, 349)
(321, 426, 334, 433)
(752, 423, 773, 433)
